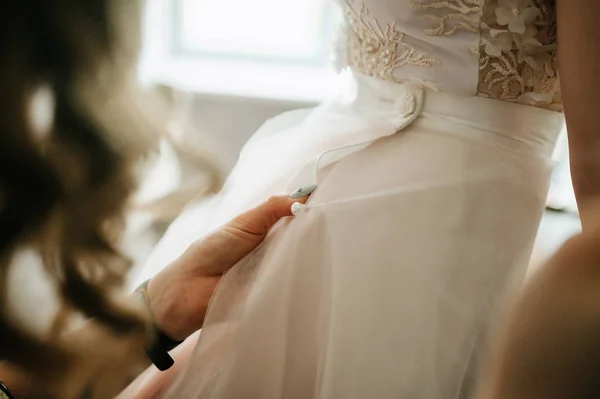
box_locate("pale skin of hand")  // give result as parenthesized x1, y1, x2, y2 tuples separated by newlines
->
(147, 194, 310, 341)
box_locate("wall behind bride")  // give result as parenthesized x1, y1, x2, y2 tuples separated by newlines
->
(131, 0, 579, 282)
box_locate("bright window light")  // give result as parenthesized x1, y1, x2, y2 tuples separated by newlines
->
(176, 0, 334, 65)
(140, 0, 342, 101)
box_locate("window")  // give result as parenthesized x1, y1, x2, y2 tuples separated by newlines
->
(176, 0, 334, 65)
(141, 0, 340, 102)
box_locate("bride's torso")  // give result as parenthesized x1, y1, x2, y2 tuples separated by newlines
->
(135, 1, 564, 288)
(132, 4, 564, 397)
(338, 0, 560, 111)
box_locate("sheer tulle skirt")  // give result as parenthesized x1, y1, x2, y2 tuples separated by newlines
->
(126, 70, 563, 398)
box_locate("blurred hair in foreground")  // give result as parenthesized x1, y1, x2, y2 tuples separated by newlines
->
(0, 0, 217, 397)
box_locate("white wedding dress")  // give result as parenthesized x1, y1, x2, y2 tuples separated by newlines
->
(129, 1, 564, 397)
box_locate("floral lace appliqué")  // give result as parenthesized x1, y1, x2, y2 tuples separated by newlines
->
(478, 0, 560, 110)
(343, 0, 440, 82)
(411, 0, 484, 36)
(414, 0, 561, 111)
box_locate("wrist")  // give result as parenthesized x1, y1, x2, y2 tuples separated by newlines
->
(0, 364, 34, 398)
(145, 273, 190, 341)
(146, 267, 216, 341)
(134, 277, 182, 342)
(135, 279, 184, 371)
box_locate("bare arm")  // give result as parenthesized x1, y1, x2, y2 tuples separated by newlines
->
(476, 202, 600, 398)
(476, 234, 600, 398)
(558, 0, 600, 229)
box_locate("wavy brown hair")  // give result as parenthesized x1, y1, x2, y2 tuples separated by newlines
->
(0, 0, 178, 397)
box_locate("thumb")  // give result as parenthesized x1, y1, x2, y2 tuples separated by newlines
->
(226, 186, 316, 239)
(192, 185, 317, 276)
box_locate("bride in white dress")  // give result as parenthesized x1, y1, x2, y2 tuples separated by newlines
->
(121, 0, 596, 397)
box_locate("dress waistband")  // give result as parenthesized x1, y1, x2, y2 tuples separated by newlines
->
(348, 69, 564, 158)
(286, 69, 564, 193)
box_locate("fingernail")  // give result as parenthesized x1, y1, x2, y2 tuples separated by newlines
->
(291, 202, 308, 215)
(289, 184, 317, 199)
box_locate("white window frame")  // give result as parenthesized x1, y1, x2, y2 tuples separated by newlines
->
(140, 0, 339, 103)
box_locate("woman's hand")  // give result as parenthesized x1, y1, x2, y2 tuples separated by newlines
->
(144, 190, 314, 341)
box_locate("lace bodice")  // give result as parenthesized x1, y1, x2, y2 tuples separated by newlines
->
(337, 0, 561, 111)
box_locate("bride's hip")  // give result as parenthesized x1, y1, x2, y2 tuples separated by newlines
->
(416, 96, 562, 160)
(340, 69, 564, 159)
